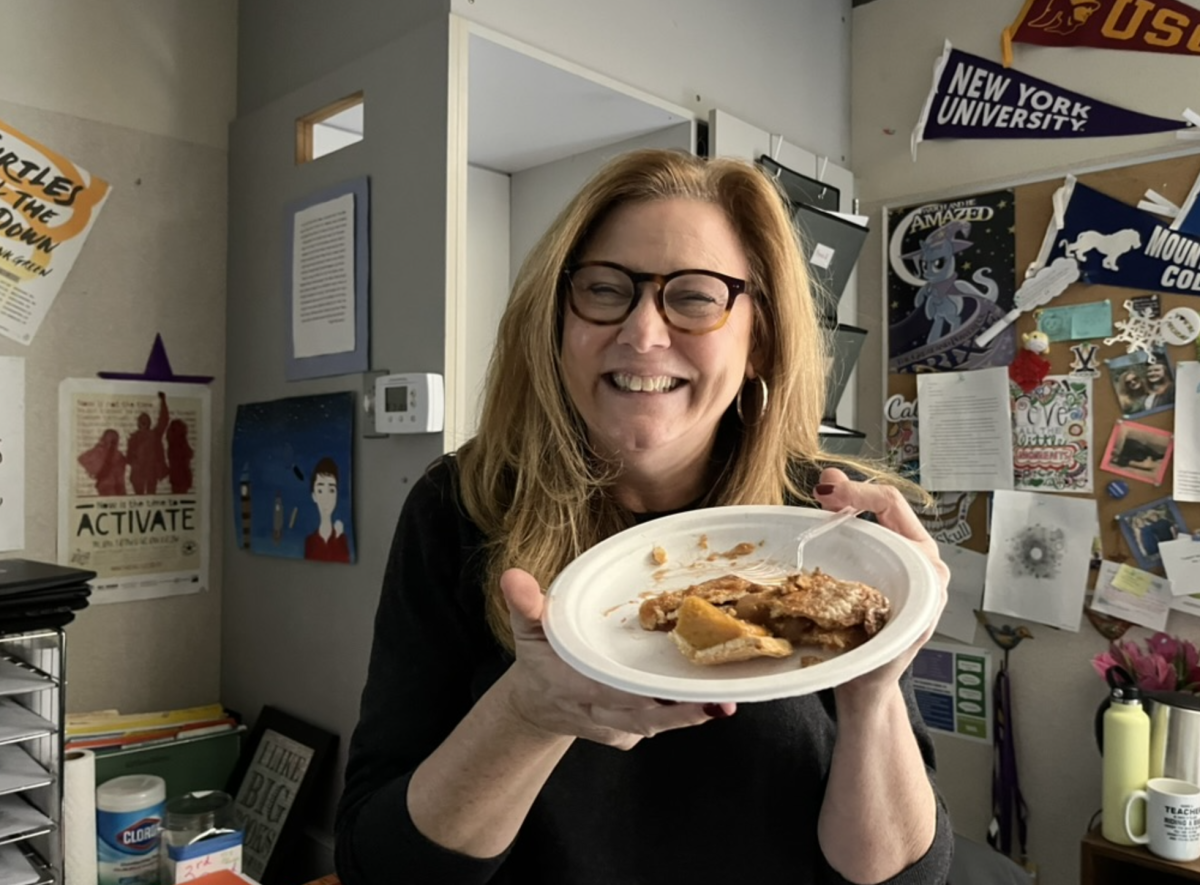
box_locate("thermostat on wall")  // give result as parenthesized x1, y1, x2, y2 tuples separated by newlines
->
(374, 372, 444, 434)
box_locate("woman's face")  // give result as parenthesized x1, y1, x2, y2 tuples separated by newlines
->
(559, 198, 755, 467)
(1122, 370, 1144, 394)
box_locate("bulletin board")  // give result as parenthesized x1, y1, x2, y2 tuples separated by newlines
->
(886, 151, 1200, 586)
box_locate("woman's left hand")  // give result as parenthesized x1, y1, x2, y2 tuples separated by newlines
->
(814, 467, 949, 699)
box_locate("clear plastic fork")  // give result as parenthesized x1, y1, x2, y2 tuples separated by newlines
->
(733, 506, 863, 585)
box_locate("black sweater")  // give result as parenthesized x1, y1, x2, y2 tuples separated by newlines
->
(335, 458, 955, 885)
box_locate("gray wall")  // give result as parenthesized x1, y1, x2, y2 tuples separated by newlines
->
(222, 15, 451, 868)
(0, 98, 229, 713)
(236, 0, 449, 114)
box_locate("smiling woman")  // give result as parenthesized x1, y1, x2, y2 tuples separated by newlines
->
(335, 149, 953, 885)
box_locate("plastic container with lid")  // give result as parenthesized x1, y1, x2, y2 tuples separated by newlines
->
(96, 774, 166, 885)
(162, 790, 236, 851)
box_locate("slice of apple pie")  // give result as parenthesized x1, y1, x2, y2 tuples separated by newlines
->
(639, 567, 890, 666)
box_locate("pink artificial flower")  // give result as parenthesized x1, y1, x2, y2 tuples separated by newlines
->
(1183, 640, 1200, 673)
(1149, 632, 1180, 661)
(1092, 650, 1124, 682)
(1092, 634, 1200, 694)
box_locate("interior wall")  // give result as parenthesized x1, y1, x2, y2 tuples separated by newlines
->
(459, 165, 511, 446)
(236, 0, 449, 115)
(223, 16, 451, 873)
(508, 122, 695, 282)
(0, 0, 237, 150)
(0, 0, 236, 714)
(452, 0, 853, 165)
(850, 4, 1200, 884)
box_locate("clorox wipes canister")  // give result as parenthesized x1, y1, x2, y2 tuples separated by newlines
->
(97, 774, 166, 885)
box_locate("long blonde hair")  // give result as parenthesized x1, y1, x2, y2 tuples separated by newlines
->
(457, 149, 897, 650)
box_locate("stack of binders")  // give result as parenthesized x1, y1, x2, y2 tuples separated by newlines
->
(0, 560, 95, 635)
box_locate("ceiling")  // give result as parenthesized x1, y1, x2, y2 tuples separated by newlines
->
(467, 34, 690, 174)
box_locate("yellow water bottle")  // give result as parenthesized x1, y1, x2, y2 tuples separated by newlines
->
(1102, 682, 1150, 845)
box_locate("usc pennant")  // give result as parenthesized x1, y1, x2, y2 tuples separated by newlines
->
(1004, 0, 1200, 65)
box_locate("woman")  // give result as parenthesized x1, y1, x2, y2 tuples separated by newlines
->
(336, 150, 952, 885)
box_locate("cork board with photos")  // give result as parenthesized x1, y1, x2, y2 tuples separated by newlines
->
(884, 151, 1200, 630)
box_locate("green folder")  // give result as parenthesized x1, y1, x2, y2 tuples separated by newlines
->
(93, 727, 245, 800)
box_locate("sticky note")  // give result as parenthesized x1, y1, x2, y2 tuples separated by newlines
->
(1113, 563, 1155, 597)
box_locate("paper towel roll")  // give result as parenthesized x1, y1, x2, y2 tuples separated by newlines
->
(63, 749, 98, 885)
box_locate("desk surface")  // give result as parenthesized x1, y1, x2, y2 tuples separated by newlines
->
(1082, 827, 1200, 883)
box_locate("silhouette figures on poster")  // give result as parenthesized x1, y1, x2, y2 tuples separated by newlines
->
(77, 429, 128, 496)
(77, 391, 196, 496)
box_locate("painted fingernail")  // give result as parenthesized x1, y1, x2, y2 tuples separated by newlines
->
(703, 703, 731, 719)
(815, 483, 835, 496)
(653, 697, 678, 705)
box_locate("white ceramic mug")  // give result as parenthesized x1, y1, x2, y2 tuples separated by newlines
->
(1124, 777, 1200, 861)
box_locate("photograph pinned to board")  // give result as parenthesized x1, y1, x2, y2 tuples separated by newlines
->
(982, 489, 1098, 631)
(886, 188, 1017, 373)
(231, 392, 356, 564)
(57, 379, 210, 604)
(0, 358, 24, 552)
(0, 116, 112, 346)
(1010, 375, 1093, 493)
(1101, 420, 1174, 487)
(1115, 496, 1189, 573)
(226, 706, 336, 885)
(1106, 347, 1175, 419)
(286, 177, 369, 381)
(1089, 560, 1174, 633)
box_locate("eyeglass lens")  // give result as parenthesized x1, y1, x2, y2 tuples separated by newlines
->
(569, 265, 731, 331)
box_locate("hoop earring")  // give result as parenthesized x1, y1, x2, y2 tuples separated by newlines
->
(736, 376, 769, 424)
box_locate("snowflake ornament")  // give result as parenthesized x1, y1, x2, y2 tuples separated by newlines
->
(1104, 299, 1163, 362)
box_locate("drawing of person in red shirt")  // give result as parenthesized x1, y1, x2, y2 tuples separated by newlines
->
(304, 456, 350, 563)
(78, 429, 128, 496)
(127, 392, 170, 495)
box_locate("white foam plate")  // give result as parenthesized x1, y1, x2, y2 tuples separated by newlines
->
(543, 505, 942, 702)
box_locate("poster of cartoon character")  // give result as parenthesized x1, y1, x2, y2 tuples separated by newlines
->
(887, 189, 1017, 372)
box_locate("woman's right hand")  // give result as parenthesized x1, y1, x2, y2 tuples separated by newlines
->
(499, 568, 733, 750)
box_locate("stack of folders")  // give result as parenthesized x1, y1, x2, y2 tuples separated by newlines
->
(65, 704, 241, 755)
(0, 559, 96, 635)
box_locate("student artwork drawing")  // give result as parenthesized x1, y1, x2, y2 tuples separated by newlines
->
(231, 392, 356, 564)
(1011, 376, 1093, 493)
